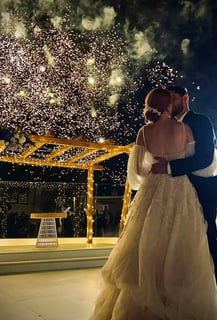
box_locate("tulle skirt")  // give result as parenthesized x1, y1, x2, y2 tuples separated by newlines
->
(89, 174, 217, 320)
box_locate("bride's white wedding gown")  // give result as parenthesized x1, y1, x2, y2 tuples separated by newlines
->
(89, 141, 217, 320)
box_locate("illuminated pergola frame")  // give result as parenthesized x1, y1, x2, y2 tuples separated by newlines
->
(0, 133, 133, 243)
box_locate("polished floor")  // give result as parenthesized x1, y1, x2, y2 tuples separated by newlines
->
(0, 267, 101, 320)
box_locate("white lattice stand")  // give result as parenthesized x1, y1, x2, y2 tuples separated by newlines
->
(30, 213, 67, 248)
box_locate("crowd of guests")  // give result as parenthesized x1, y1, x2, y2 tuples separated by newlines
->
(4, 206, 120, 238)
(93, 206, 121, 236)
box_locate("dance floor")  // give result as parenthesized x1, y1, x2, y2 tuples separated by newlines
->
(0, 267, 101, 320)
(0, 238, 116, 319)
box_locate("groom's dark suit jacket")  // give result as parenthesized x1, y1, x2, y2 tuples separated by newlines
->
(170, 110, 217, 278)
(170, 110, 217, 206)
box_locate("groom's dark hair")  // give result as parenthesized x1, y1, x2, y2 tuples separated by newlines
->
(166, 86, 188, 97)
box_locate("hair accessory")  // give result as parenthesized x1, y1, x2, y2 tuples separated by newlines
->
(147, 107, 161, 116)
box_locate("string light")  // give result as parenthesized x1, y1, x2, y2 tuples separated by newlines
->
(87, 167, 94, 243)
(0, 186, 9, 238)
(0, 180, 89, 238)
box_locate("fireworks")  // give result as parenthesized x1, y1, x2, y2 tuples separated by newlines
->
(0, 27, 141, 144)
(146, 61, 181, 88)
(0, 26, 145, 182)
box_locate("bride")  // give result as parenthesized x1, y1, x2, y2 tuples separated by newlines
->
(89, 88, 217, 320)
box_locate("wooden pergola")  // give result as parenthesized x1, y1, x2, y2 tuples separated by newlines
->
(0, 133, 133, 243)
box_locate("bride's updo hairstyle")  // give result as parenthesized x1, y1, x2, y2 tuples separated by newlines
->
(144, 88, 172, 122)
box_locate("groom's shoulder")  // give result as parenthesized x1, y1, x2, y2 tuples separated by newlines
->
(188, 110, 212, 123)
(187, 111, 214, 133)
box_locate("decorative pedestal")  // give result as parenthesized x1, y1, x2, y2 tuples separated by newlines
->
(30, 213, 67, 248)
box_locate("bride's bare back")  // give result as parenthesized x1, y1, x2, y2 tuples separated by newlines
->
(136, 118, 194, 160)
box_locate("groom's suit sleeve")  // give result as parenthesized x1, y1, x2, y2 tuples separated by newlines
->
(170, 112, 216, 177)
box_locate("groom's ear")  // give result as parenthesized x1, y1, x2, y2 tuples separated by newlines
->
(183, 94, 189, 105)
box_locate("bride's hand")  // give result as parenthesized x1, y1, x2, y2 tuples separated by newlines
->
(151, 157, 168, 174)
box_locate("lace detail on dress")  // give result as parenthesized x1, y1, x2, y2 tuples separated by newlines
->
(89, 174, 217, 320)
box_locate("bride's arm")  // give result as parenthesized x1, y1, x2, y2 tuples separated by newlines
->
(127, 127, 151, 190)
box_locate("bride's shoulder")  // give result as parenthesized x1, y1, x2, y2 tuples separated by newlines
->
(138, 123, 152, 131)
(137, 122, 153, 134)
(136, 124, 151, 146)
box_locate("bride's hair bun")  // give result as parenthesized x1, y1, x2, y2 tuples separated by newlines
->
(143, 88, 171, 122)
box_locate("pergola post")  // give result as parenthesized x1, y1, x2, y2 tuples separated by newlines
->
(86, 166, 94, 244)
(119, 178, 131, 235)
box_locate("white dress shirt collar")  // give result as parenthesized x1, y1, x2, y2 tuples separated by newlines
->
(177, 111, 189, 122)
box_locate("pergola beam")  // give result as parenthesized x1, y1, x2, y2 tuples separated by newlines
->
(19, 142, 45, 158)
(0, 155, 103, 170)
(67, 149, 101, 163)
(45, 146, 74, 160)
(29, 134, 133, 153)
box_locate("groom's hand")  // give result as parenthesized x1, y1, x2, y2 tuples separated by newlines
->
(151, 157, 168, 174)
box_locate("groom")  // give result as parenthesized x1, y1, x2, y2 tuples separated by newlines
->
(152, 85, 217, 280)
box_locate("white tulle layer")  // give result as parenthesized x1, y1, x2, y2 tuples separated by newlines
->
(89, 174, 217, 320)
